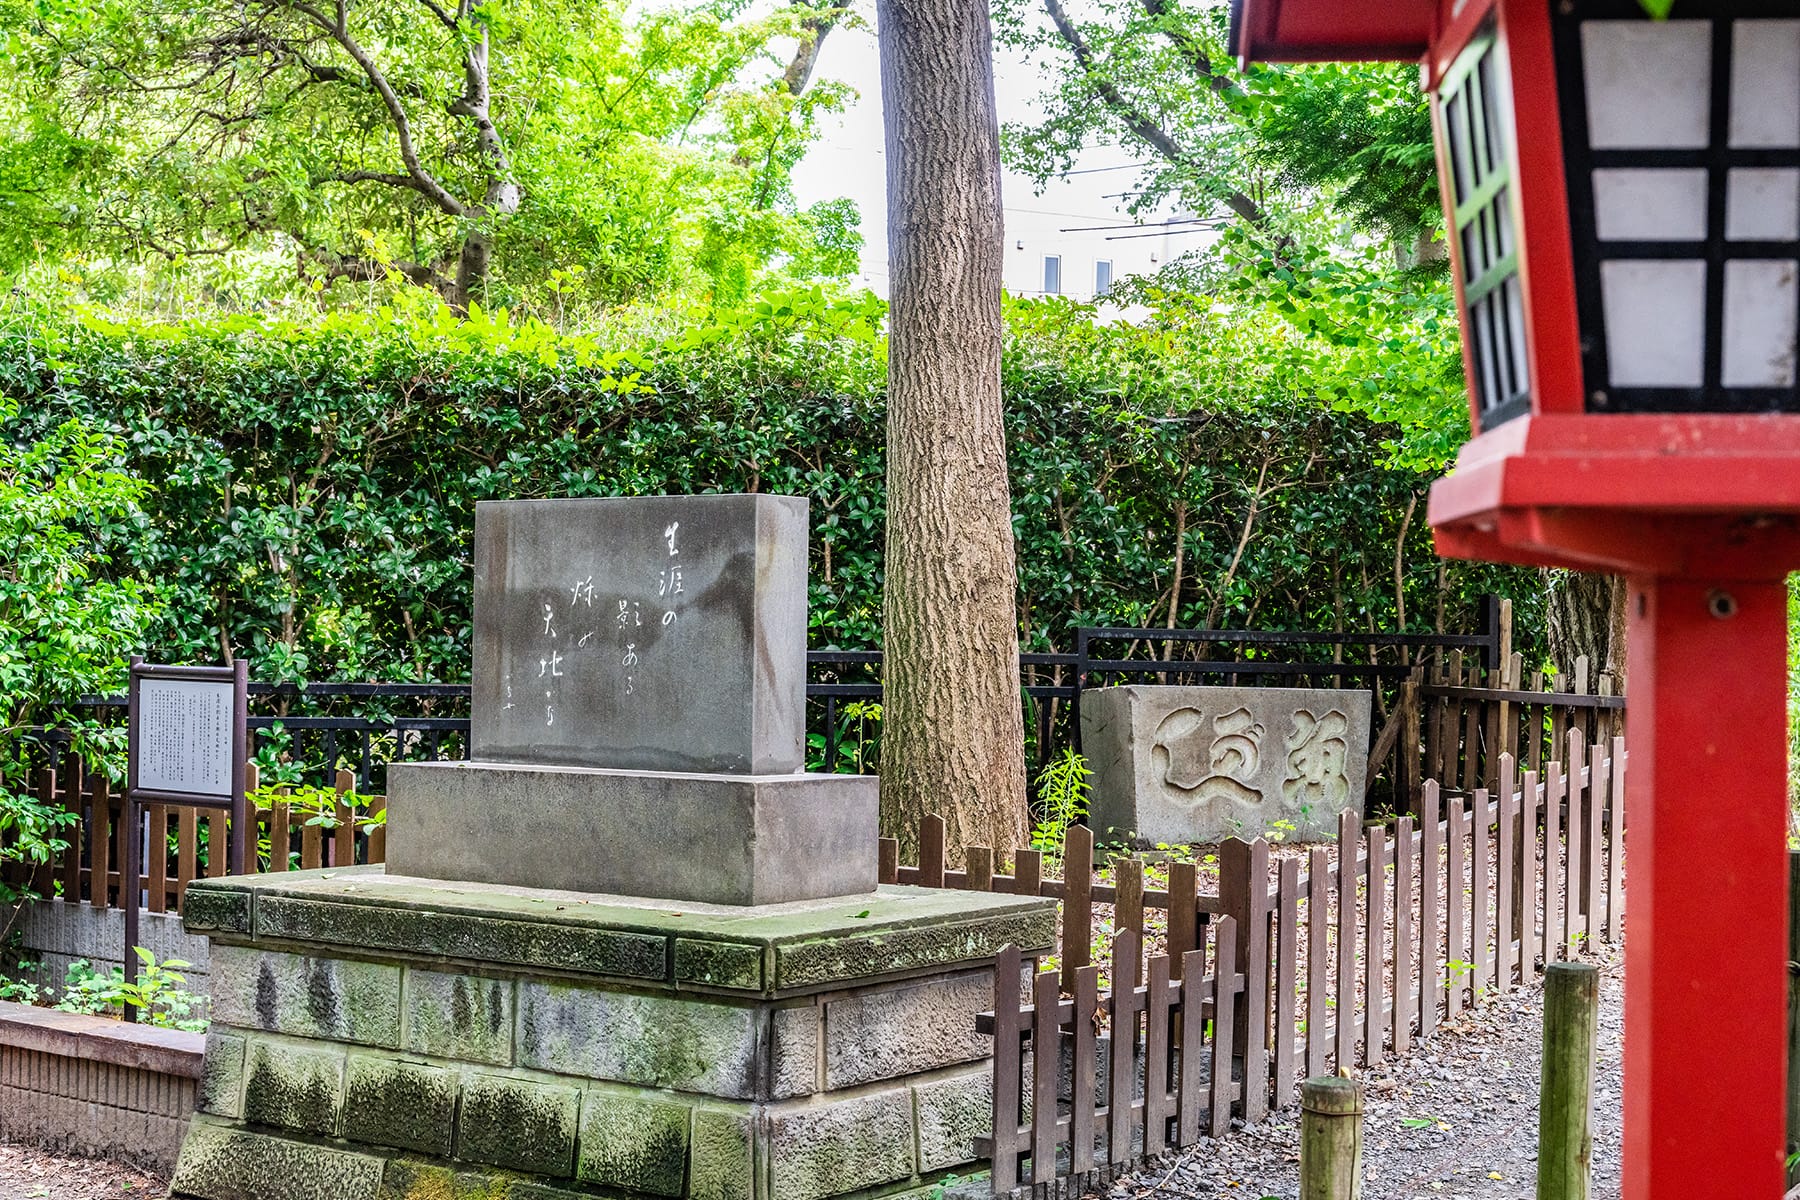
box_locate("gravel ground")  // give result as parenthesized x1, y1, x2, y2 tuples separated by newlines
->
(1100, 943, 1625, 1200)
(0, 1144, 164, 1199)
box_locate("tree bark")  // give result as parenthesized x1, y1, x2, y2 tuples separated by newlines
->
(877, 0, 1029, 858)
(446, 14, 520, 314)
(1546, 571, 1629, 689)
(782, 0, 852, 96)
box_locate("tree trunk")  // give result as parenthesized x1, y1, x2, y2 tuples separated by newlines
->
(1546, 570, 1629, 689)
(445, 15, 520, 315)
(877, 0, 1029, 858)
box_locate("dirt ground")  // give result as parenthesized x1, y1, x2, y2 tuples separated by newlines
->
(0, 1144, 164, 1199)
(1098, 942, 1625, 1200)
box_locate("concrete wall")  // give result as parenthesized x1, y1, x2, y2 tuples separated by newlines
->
(0, 1000, 204, 1176)
(12, 900, 212, 1006)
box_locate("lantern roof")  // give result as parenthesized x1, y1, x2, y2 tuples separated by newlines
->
(1228, 0, 1434, 65)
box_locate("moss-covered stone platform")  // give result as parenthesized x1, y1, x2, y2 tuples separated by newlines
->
(170, 867, 1055, 1200)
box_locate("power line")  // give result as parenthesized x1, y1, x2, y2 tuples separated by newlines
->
(1058, 217, 1211, 233)
(1055, 162, 1155, 176)
(1105, 225, 1224, 242)
(1006, 205, 1180, 222)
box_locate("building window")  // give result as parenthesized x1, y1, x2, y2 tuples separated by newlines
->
(1043, 255, 1062, 295)
(1439, 24, 1530, 430)
(1095, 259, 1114, 296)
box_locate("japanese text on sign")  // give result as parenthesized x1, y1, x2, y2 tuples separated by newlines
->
(137, 678, 235, 797)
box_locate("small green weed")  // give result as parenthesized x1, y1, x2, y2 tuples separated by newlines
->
(55, 949, 209, 1032)
(0, 976, 40, 1004)
(1032, 749, 1092, 857)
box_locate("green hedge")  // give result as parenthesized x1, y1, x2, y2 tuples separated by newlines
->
(0, 292, 1539, 687)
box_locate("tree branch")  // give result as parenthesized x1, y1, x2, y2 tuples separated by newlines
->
(1039, 0, 1267, 227)
(413, 0, 460, 31)
(286, 0, 468, 217)
(318, 170, 420, 190)
(1137, 0, 1241, 101)
(782, 0, 852, 95)
(448, 26, 515, 190)
(305, 250, 452, 291)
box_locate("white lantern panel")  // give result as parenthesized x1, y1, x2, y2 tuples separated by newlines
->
(1722, 260, 1799, 387)
(1600, 260, 1707, 387)
(1726, 168, 1800, 241)
(1729, 21, 1800, 150)
(1581, 21, 1712, 150)
(1499, 276, 1530, 403)
(1592, 169, 1708, 241)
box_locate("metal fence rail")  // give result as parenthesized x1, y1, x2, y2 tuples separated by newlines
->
(36, 604, 1509, 791)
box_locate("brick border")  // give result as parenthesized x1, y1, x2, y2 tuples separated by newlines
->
(0, 1000, 203, 1176)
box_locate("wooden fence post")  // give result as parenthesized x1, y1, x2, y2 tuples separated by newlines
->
(1399, 674, 1422, 813)
(1538, 962, 1599, 1200)
(1219, 837, 1270, 1120)
(1300, 1076, 1364, 1200)
(1063, 824, 1094, 972)
(984, 944, 1024, 1191)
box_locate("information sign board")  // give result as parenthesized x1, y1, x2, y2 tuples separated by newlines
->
(136, 677, 236, 798)
(123, 658, 249, 1012)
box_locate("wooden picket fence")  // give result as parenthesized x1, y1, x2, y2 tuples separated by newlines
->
(887, 732, 1626, 1192)
(1420, 649, 1625, 799)
(881, 821, 1220, 978)
(1244, 729, 1627, 1107)
(979, 923, 1243, 1191)
(2, 759, 387, 913)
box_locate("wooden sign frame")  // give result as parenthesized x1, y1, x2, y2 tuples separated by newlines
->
(122, 657, 249, 1014)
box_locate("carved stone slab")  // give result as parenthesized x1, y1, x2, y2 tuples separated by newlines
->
(1081, 685, 1372, 845)
(471, 495, 807, 775)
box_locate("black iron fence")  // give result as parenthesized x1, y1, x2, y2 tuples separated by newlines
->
(41, 599, 1508, 796)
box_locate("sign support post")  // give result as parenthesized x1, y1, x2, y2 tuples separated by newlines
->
(123, 657, 249, 1019)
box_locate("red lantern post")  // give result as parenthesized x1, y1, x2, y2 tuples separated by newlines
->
(1234, 3, 1799, 1197)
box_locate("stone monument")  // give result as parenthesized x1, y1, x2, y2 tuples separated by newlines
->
(1082, 684, 1372, 845)
(386, 495, 873, 904)
(170, 495, 1055, 1200)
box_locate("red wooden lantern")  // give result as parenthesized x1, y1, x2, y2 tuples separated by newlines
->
(1232, 4, 1797, 1198)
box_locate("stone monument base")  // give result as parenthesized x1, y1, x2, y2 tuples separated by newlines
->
(170, 867, 1054, 1200)
(385, 761, 879, 905)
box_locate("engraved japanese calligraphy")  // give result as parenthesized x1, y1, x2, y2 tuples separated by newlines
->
(1085, 685, 1371, 844)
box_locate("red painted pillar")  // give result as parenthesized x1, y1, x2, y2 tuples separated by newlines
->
(1623, 576, 1789, 1200)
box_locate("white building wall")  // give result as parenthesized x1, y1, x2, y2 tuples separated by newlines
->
(788, 22, 1215, 301)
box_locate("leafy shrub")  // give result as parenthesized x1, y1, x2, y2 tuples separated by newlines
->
(1, 394, 162, 950)
(1032, 749, 1093, 857)
(0, 291, 1540, 696)
(245, 781, 384, 871)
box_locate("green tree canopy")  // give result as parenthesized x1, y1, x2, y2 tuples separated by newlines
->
(993, 0, 1464, 468)
(0, 392, 163, 944)
(994, 0, 1438, 243)
(0, 0, 859, 311)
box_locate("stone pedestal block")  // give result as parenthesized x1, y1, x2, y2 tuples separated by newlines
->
(385, 760, 878, 905)
(171, 867, 1056, 1200)
(1082, 684, 1372, 844)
